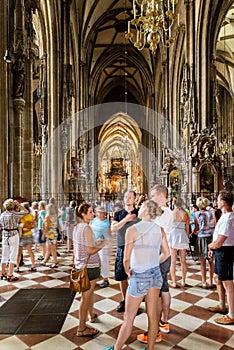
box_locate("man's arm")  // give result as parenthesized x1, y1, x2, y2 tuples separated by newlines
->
(159, 228, 170, 263)
(209, 235, 227, 250)
(111, 213, 136, 232)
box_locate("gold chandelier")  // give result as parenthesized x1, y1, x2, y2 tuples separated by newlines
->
(125, 0, 183, 54)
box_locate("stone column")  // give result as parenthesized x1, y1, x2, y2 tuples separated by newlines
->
(12, 98, 26, 197)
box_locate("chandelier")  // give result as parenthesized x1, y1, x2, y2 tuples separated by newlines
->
(125, 0, 183, 54)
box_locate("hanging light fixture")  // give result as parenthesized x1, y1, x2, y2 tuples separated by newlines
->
(125, 0, 183, 54)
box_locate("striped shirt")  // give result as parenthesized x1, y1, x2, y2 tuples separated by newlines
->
(0, 210, 26, 233)
(73, 222, 100, 269)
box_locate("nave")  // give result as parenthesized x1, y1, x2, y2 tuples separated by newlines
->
(0, 241, 233, 350)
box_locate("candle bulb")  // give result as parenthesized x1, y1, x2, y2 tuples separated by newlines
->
(128, 20, 130, 33)
(137, 30, 139, 42)
(177, 13, 180, 25)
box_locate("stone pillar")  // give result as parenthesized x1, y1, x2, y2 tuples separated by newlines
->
(13, 98, 26, 197)
(192, 166, 199, 195)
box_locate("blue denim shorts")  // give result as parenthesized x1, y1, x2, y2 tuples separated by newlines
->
(127, 266, 163, 297)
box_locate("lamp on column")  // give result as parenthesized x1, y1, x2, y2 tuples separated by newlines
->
(4, 0, 11, 63)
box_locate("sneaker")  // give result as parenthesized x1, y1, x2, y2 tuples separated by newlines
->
(103, 346, 114, 350)
(208, 305, 228, 314)
(116, 300, 125, 312)
(159, 320, 170, 333)
(37, 256, 44, 261)
(137, 330, 162, 343)
(215, 314, 234, 325)
(100, 280, 109, 288)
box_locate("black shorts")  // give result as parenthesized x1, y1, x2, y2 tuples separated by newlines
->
(159, 256, 171, 293)
(214, 246, 234, 281)
(115, 246, 128, 281)
(87, 267, 100, 281)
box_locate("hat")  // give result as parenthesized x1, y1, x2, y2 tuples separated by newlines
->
(95, 206, 107, 213)
(3, 198, 15, 211)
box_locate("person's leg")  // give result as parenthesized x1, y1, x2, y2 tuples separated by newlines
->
(27, 246, 36, 268)
(77, 279, 98, 333)
(114, 292, 143, 350)
(160, 257, 171, 326)
(16, 246, 23, 269)
(170, 248, 177, 287)
(8, 235, 19, 276)
(161, 291, 171, 323)
(179, 249, 187, 286)
(145, 288, 160, 350)
(223, 280, 234, 316)
(42, 240, 51, 263)
(120, 279, 128, 300)
(50, 243, 58, 265)
(99, 246, 110, 281)
(208, 258, 214, 286)
(199, 257, 207, 286)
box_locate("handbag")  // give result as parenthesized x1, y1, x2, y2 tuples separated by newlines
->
(189, 232, 197, 246)
(70, 255, 91, 293)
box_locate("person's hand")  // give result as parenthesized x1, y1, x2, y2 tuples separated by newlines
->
(126, 269, 132, 278)
(208, 248, 213, 259)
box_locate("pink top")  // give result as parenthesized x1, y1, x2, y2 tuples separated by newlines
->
(73, 222, 100, 269)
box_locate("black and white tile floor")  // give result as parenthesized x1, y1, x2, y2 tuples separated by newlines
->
(0, 240, 233, 350)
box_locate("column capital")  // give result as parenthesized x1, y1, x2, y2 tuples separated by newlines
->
(13, 98, 26, 112)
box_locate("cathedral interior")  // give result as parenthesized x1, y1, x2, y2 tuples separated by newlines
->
(0, 0, 234, 205)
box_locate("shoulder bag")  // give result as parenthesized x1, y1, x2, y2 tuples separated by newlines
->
(70, 255, 91, 293)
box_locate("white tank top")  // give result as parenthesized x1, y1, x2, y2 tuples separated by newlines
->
(130, 220, 162, 273)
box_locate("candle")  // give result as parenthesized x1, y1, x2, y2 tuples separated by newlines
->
(178, 13, 180, 25)
(128, 20, 130, 33)
(137, 30, 139, 42)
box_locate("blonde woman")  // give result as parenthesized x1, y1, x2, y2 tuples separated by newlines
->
(194, 197, 215, 288)
(41, 203, 58, 268)
(169, 197, 190, 288)
(15, 202, 37, 272)
(104, 200, 170, 350)
(74, 203, 106, 337)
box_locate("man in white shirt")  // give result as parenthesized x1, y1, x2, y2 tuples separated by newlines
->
(208, 191, 234, 325)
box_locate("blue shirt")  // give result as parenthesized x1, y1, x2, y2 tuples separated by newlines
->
(90, 218, 110, 240)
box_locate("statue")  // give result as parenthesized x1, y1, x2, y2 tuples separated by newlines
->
(12, 57, 25, 98)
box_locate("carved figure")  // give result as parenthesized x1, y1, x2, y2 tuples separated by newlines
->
(13, 57, 25, 98)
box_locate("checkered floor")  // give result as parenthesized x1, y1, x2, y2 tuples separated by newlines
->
(0, 239, 233, 350)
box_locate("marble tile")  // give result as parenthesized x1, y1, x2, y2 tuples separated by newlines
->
(178, 333, 222, 350)
(169, 313, 205, 332)
(0, 336, 28, 350)
(94, 298, 119, 312)
(31, 334, 77, 350)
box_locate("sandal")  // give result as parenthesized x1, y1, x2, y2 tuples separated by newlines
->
(171, 282, 177, 288)
(49, 264, 58, 268)
(76, 326, 99, 337)
(201, 282, 209, 289)
(7, 275, 19, 282)
(0, 274, 7, 280)
(89, 313, 97, 323)
(29, 267, 37, 272)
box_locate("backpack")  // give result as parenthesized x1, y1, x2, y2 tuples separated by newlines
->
(68, 207, 75, 224)
(197, 212, 208, 230)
